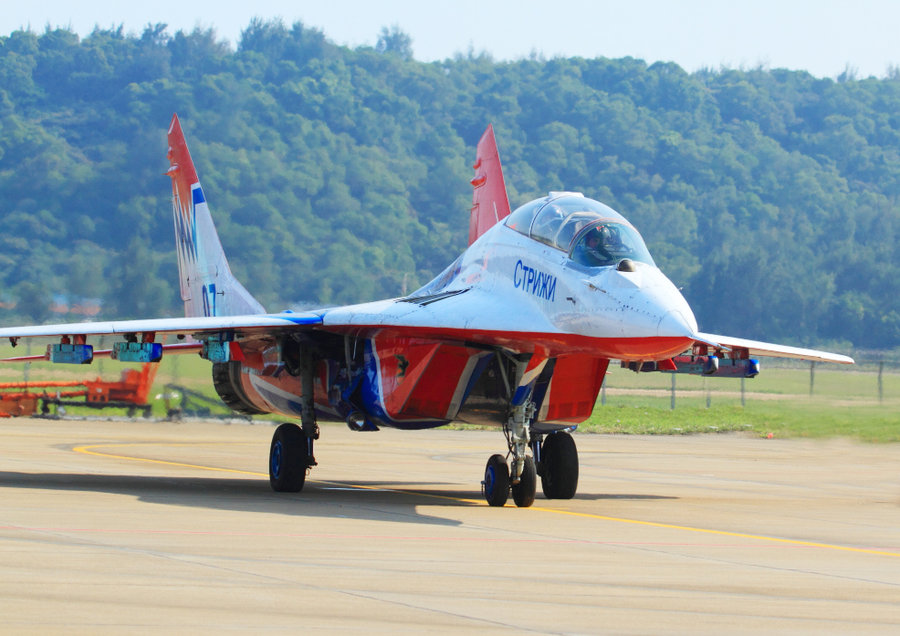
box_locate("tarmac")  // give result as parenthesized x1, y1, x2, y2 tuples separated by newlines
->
(0, 417, 897, 633)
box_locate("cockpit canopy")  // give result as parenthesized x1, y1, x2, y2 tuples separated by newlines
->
(505, 193, 655, 268)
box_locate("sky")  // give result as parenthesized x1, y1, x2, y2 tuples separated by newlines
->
(3, 0, 900, 79)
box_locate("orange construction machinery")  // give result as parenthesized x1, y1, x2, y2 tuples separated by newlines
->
(0, 363, 158, 418)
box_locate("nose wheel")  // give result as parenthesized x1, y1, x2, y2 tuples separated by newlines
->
(482, 454, 537, 507)
(482, 454, 510, 507)
(482, 392, 540, 507)
(511, 456, 536, 507)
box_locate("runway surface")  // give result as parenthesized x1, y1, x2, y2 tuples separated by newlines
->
(0, 417, 897, 633)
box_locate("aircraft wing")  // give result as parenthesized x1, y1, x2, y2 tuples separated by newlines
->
(0, 313, 322, 341)
(0, 305, 854, 366)
(695, 332, 854, 365)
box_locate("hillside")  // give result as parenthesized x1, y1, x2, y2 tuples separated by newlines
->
(0, 20, 897, 350)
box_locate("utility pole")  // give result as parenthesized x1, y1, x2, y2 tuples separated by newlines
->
(809, 361, 816, 396)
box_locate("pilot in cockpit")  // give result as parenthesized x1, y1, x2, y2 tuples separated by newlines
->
(572, 226, 613, 267)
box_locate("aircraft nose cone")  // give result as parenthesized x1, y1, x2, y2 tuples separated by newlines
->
(657, 309, 696, 339)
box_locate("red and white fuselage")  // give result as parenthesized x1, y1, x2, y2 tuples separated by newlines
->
(322, 199, 698, 363)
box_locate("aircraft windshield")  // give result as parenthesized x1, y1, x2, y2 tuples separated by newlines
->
(529, 196, 620, 248)
(505, 194, 655, 267)
(569, 221, 655, 268)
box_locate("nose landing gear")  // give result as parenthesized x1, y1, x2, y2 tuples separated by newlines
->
(481, 452, 538, 508)
(481, 399, 538, 507)
(482, 454, 510, 507)
(511, 455, 536, 507)
(480, 425, 580, 507)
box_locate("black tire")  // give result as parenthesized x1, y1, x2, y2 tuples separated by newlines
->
(269, 423, 308, 492)
(511, 456, 537, 508)
(213, 361, 268, 415)
(540, 433, 579, 499)
(483, 454, 510, 507)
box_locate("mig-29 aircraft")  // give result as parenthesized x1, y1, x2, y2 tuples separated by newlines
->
(0, 116, 853, 507)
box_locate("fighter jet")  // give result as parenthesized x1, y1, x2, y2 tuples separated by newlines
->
(0, 116, 852, 507)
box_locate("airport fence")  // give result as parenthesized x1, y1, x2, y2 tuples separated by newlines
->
(599, 351, 900, 410)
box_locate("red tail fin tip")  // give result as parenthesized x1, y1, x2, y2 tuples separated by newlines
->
(468, 124, 511, 245)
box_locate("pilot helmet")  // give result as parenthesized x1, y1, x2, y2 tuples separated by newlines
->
(589, 226, 608, 242)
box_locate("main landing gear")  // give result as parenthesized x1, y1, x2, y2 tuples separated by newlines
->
(269, 346, 319, 493)
(538, 431, 579, 499)
(269, 423, 309, 492)
(481, 401, 579, 507)
(269, 418, 319, 492)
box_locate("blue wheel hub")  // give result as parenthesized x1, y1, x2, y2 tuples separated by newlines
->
(271, 440, 283, 479)
(484, 466, 497, 496)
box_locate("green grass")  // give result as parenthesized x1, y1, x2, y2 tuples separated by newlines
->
(592, 361, 899, 441)
(1, 342, 898, 441)
(583, 400, 900, 442)
(602, 362, 899, 400)
(589, 363, 900, 442)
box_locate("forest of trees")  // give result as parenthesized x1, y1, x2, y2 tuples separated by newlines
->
(0, 19, 898, 352)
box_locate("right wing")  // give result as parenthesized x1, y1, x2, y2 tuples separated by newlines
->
(0, 313, 322, 341)
(0, 313, 323, 362)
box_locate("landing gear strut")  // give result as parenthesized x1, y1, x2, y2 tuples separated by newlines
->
(481, 399, 538, 507)
(269, 344, 319, 493)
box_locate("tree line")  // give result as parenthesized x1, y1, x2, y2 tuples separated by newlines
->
(0, 19, 897, 351)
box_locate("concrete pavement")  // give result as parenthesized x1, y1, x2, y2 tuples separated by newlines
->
(0, 417, 897, 633)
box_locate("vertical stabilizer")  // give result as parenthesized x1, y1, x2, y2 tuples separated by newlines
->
(166, 114, 265, 317)
(468, 124, 512, 245)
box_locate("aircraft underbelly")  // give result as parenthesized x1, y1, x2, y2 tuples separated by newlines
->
(234, 336, 485, 430)
(536, 354, 610, 424)
(361, 337, 488, 427)
(244, 363, 337, 419)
